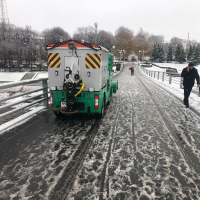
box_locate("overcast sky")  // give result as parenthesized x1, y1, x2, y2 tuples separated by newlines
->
(6, 0, 200, 42)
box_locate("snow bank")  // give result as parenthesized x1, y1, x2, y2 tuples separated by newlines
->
(151, 62, 200, 74)
(139, 64, 200, 114)
(0, 72, 26, 82)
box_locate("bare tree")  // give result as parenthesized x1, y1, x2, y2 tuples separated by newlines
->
(170, 37, 183, 54)
(0, 22, 9, 66)
(42, 27, 71, 45)
(148, 34, 164, 45)
(170, 37, 182, 45)
(133, 28, 151, 58)
(112, 26, 134, 59)
(73, 26, 95, 43)
(98, 30, 113, 50)
(147, 34, 165, 58)
(0, 23, 47, 69)
(73, 26, 114, 51)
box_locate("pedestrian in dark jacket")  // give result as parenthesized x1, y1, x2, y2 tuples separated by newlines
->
(131, 67, 134, 76)
(181, 62, 200, 108)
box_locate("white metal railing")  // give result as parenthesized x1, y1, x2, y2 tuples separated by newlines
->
(139, 65, 200, 97)
(0, 78, 49, 132)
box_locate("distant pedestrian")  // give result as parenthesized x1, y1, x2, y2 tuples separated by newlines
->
(129, 66, 134, 75)
(131, 67, 134, 76)
(181, 62, 200, 108)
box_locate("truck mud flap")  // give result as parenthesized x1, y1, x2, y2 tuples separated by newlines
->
(112, 81, 118, 93)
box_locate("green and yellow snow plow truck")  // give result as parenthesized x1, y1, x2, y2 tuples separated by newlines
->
(46, 40, 118, 118)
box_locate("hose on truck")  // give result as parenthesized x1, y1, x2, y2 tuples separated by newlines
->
(74, 83, 84, 97)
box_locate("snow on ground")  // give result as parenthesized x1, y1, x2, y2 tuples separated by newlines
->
(0, 72, 26, 82)
(139, 63, 200, 114)
(0, 106, 46, 133)
(0, 90, 45, 135)
(67, 64, 200, 199)
(0, 72, 48, 83)
(0, 92, 10, 101)
(1, 63, 200, 199)
(147, 62, 200, 74)
(34, 72, 48, 79)
(0, 91, 44, 106)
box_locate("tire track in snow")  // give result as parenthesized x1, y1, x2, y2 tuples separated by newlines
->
(48, 118, 101, 200)
(99, 91, 122, 200)
(100, 68, 137, 199)
(135, 67, 200, 174)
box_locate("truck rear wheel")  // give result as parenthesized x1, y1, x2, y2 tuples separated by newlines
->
(107, 90, 112, 106)
(54, 111, 63, 118)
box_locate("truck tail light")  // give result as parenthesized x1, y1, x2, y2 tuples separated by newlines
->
(95, 95, 99, 109)
(50, 93, 53, 107)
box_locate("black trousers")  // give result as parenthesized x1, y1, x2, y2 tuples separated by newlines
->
(184, 86, 193, 106)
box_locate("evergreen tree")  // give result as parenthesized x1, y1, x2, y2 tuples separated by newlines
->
(175, 44, 186, 63)
(192, 44, 200, 65)
(179, 44, 186, 63)
(151, 44, 159, 61)
(175, 44, 180, 62)
(191, 45, 196, 61)
(187, 44, 193, 61)
(151, 44, 165, 62)
(167, 44, 173, 62)
(157, 44, 165, 62)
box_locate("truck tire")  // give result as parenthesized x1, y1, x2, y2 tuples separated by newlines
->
(107, 90, 112, 106)
(96, 97, 105, 119)
(54, 111, 63, 118)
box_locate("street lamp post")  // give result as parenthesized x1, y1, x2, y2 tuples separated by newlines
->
(123, 50, 126, 61)
(142, 51, 147, 63)
(139, 51, 141, 61)
(94, 22, 98, 44)
(112, 46, 115, 59)
(118, 50, 122, 61)
(143, 50, 144, 63)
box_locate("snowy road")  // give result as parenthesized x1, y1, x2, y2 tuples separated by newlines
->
(1, 63, 200, 200)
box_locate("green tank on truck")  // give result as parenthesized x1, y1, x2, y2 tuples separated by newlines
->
(46, 40, 118, 118)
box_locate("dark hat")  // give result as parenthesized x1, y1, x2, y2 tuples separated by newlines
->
(188, 62, 194, 66)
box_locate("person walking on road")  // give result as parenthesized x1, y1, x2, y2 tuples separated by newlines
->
(129, 67, 134, 76)
(131, 67, 134, 76)
(181, 62, 200, 108)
